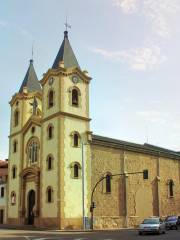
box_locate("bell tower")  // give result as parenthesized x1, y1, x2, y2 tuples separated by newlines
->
(8, 59, 42, 224)
(40, 30, 92, 229)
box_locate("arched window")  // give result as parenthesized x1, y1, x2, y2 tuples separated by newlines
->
(11, 192, 16, 205)
(47, 125, 54, 139)
(13, 140, 17, 153)
(48, 90, 54, 108)
(70, 162, 81, 179)
(12, 166, 16, 179)
(27, 139, 39, 163)
(47, 187, 53, 203)
(106, 174, 111, 193)
(14, 110, 19, 126)
(74, 164, 79, 178)
(72, 89, 78, 106)
(1, 187, 4, 198)
(47, 155, 53, 170)
(169, 179, 174, 197)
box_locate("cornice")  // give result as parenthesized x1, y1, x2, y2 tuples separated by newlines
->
(40, 67, 92, 86)
(9, 116, 42, 138)
(91, 135, 180, 161)
(42, 111, 91, 123)
(9, 91, 42, 106)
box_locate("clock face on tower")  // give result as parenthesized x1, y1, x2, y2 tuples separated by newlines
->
(72, 75, 79, 84)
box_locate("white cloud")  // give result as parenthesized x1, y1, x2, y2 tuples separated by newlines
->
(92, 45, 166, 71)
(91, 0, 179, 71)
(113, 0, 139, 13)
(136, 110, 169, 124)
(112, 0, 179, 38)
(0, 19, 32, 39)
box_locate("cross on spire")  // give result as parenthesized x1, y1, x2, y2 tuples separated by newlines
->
(32, 44, 34, 61)
(64, 17, 71, 31)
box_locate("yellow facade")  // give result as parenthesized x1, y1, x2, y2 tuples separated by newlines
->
(7, 31, 180, 230)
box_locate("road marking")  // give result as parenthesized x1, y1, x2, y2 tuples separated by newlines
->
(74, 238, 89, 240)
(33, 238, 50, 240)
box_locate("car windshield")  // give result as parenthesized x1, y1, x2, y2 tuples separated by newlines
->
(166, 216, 177, 221)
(142, 219, 159, 224)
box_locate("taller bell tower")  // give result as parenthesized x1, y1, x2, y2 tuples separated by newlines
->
(40, 30, 92, 229)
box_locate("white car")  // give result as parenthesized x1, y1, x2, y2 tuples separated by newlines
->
(138, 217, 166, 235)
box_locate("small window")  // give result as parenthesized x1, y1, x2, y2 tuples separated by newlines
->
(48, 90, 54, 108)
(13, 141, 17, 153)
(31, 126, 35, 134)
(72, 89, 78, 106)
(11, 192, 16, 205)
(143, 169, 148, 180)
(169, 179, 174, 197)
(47, 155, 53, 170)
(74, 164, 79, 178)
(47, 187, 53, 203)
(12, 166, 16, 179)
(74, 133, 79, 147)
(106, 174, 111, 193)
(48, 125, 53, 139)
(14, 110, 19, 126)
(1, 187, 4, 198)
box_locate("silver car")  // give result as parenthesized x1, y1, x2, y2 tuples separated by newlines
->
(138, 217, 166, 235)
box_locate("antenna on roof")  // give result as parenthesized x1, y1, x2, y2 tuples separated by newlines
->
(146, 126, 149, 143)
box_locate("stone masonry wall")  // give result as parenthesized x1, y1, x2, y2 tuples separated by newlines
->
(91, 144, 180, 229)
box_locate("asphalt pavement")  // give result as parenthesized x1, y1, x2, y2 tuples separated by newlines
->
(0, 229, 179, 240)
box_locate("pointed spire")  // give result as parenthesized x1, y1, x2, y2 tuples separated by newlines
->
(19, 60, 41, 93)
(52, 31, 80, 69)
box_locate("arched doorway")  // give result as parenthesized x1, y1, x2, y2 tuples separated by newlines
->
(27, 190, 35, 225)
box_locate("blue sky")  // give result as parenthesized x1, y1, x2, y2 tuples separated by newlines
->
(1, 0, 180, 159)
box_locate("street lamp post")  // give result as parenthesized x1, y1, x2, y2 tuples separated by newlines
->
(81, 141, 86, 230)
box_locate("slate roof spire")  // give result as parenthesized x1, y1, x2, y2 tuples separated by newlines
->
(52, 31, 80, 69)
(19, 59, 41, 93)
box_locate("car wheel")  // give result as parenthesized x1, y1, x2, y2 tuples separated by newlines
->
(175, 226, 178, 230)
(163, 230, 166, 234)
(139, 231, 142, 235)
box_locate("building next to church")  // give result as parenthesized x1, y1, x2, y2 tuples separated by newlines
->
(7, 30, 180, 230)
(0, 160, 8, 224)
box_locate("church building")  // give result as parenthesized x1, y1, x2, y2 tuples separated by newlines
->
(7, 30, 180, 229)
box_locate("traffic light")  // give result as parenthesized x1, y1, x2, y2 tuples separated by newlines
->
(90, 202, 96, 212)
(143, 169, 148, 179)
(92, 202, 96, 208)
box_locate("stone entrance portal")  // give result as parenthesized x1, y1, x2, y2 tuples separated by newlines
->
(19, 166, 40, 226)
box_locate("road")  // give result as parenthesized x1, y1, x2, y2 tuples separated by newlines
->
(0, 229, 179, 240)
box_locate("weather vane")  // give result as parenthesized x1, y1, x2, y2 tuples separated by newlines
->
(64, 16, 71, 31)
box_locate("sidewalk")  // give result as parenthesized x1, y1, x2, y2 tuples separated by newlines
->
(0, 224, 134, 232)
